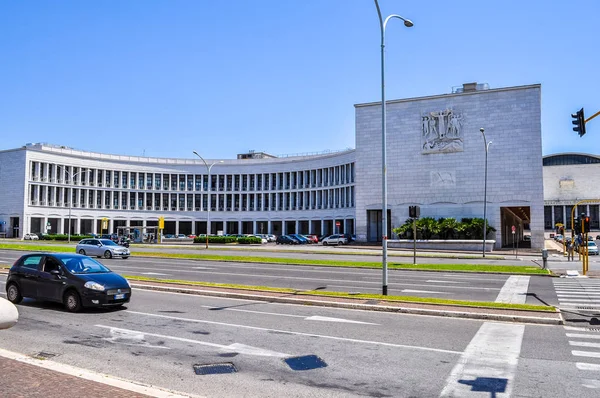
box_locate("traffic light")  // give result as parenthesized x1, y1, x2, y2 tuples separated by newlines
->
(584, 216, 591, 233)
(572, 108, 587, 137)
(409, 205, 420, 218)
(574, 219, 581, 233)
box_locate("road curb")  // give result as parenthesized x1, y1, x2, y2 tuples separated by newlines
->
(131, 283, 564, 326)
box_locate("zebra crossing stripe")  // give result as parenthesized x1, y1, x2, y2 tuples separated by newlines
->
(577, 363, 600, 371)
(567, 333, 600, 340)
(569, 341, 600, 349)
(582, 379, 600, 388)
(572, 351, 600, 359)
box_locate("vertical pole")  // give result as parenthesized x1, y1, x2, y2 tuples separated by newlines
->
(206, 168, 210, 249)
(482, 137, 488, 258)
(381, 22, 388, 296)
(413, 218, 416, 265)
(68, 200, 72, 244)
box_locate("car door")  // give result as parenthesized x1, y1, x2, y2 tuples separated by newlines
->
(37, 255, 66, 302)
(14, 255, 43, 298)
(88, 239, 102, 256)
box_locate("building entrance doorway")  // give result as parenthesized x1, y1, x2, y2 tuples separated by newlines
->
(367, 210, 391, 242)
(500, 206, 531, 248)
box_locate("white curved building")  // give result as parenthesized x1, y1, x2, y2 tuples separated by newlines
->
(0, 144, 356, 238)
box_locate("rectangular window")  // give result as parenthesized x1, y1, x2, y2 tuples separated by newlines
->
(22, 255, 43, 270)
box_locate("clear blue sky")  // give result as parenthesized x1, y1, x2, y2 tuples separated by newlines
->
(1, 0, 598, 159)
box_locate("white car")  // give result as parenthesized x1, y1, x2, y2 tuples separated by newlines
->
(321, 234, 348, 246)
(586, 241, 599, 255)
(23, 233, 39, 240)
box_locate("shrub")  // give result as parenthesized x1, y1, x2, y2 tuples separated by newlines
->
(193, 236, 237, 244)
(237, 237, 262, 244)
(393, 217, 495, 240)
(42, 234, 92, 241)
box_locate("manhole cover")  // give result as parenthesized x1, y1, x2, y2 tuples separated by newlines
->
(284, 355, 328, 371)
(193, 362, 237, 375)
(32, 352, 57, 360)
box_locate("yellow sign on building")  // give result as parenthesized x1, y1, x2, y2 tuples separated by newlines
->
(158, 217, 164, 229)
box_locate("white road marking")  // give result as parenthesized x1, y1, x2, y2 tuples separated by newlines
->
(123, 310, 461, 355)
(582, 379, 600, 389)
(557, 293, 600, 296)
(440, 322, 524, 398)
(558, 297, 600, 304)
(198, 305, 379, 324)
(572, 350, 600, 359)
(401, 289, 451, 294)
(304, 315, 378, 325)
(577, 363, 600, 371)
(565, 326, 600, 331)
(570, 341, 600, 349)
(96, 325, 290, 357)
(495, 275, 530, 304)
(140, 272, 170, 276)
(0, 347, 198, 398)
(103, 328, 171, 349)
(560, 305, 600, 309)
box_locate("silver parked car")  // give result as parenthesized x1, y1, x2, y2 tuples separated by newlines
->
(76, 238, 130, 259)
(321, 234, 348, 245)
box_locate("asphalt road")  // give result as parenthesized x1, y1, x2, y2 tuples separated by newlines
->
(0, 249, 559, 305)
(0, 276, 598, 397)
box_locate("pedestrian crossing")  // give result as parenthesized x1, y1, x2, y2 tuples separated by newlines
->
(554, 278, 600, 390)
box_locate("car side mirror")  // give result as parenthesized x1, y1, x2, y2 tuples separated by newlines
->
(50, 269, 61, 276)
(97, 243, 102, 247)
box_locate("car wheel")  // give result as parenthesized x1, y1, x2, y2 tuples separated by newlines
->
(323, 241, 328, 246)
(78, 249, 86, 255)
(6, 283, 23, 304)
(104, 250, 113, 259)
(64, 290, 82, 312)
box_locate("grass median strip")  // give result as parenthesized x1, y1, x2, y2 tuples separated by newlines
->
(0, 243, 550, 274)
(125, 275, 556, 312)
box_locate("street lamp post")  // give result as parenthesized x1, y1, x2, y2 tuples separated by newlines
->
(192, 151, 222, 249)
(374, 0, 413, 296)
(480, 128, 492, 257)
(59, 166, 89, 244)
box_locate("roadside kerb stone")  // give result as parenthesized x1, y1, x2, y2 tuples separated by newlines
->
(130, 281, 563, 326)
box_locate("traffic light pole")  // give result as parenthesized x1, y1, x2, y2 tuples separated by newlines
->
(585, 109, 600, 124)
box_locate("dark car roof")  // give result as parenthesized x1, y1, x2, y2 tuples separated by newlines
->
(20, 253, 88, 260)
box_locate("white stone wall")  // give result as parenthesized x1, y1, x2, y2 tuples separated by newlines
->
(0, 149, 26, 237)
(543, 163, 600, 201)
(355, 84, 544, 249)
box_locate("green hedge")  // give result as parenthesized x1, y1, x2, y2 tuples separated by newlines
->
(193, 236, 237, 244)
(237, 237, 262, 244)
(41, 234, 93, 241)
(192, 236, 262, 244)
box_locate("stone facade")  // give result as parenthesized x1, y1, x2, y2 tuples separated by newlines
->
(354, 84, 544, 249)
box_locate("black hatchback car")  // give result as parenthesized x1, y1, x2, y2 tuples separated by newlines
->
(5, 253, 131, 312)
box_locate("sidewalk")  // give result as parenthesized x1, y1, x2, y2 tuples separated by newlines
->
(0, 347, 194, 398)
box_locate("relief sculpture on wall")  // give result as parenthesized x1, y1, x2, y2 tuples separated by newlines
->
(422, 109, 463, 154)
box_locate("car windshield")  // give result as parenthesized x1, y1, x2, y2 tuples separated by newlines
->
(588, 242, 597, 247)
(100, 239, 118, 246)
(61, 256, 110, 274)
